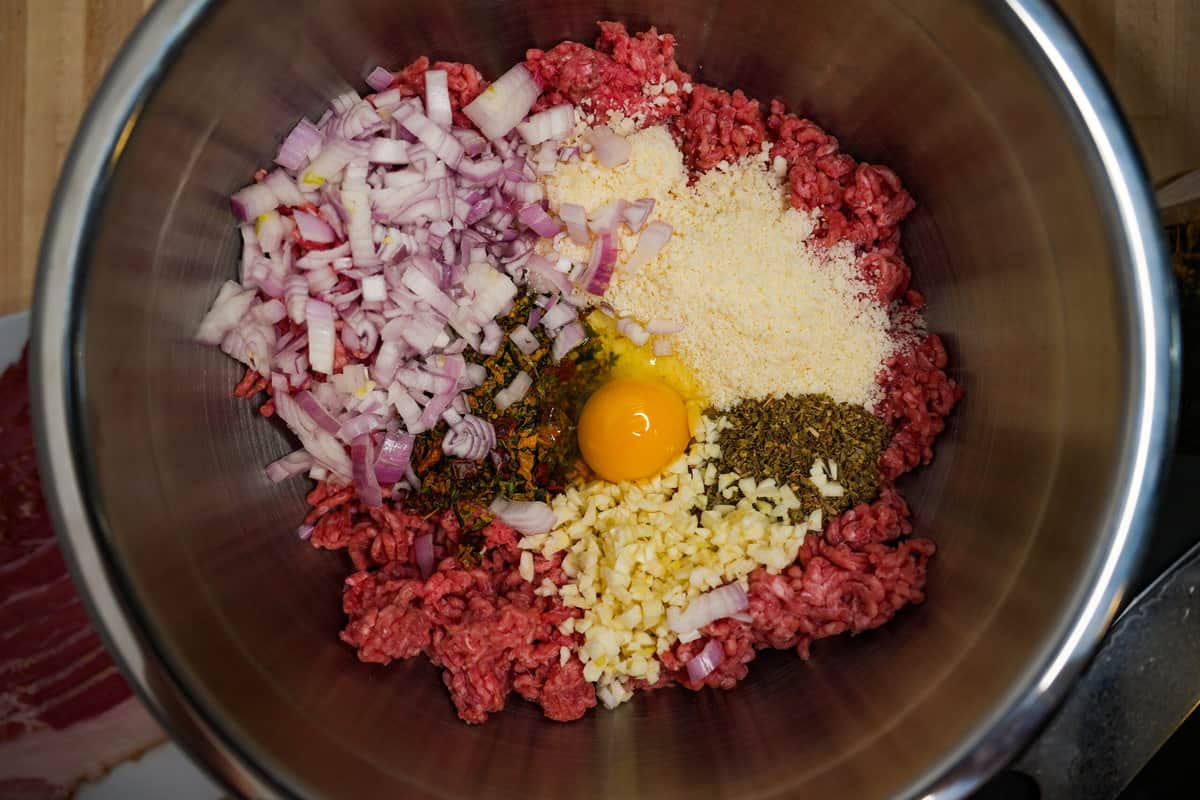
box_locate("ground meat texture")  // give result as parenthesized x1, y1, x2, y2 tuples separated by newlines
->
(876, 334, 963, 481)
(382, 57, 487, 129)
(660, 489, 934, 688)
(766, 99, 915, 251)
(823, 483, 912, 548)
(660, 618, 758, 691)
(526, 22, 690, 126)
(856, 243, 913, 305)
(310, 487, 596, 724)
(672, 85, 768, 173)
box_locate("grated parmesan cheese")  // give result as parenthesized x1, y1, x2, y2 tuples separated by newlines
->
(542, 125, 896, 409)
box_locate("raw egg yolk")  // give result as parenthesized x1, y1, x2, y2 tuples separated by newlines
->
(577, 378, 691, 482)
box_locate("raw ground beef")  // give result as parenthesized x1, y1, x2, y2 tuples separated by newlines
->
(277, 23, 961, 721)
(526, 22, 691, 127)
(877, 335, 962, 482)
(377, 57, 487, 130)
(659, 485, 934, 690)
(672, 85, 768, 173)
(306, 483, 597, 724)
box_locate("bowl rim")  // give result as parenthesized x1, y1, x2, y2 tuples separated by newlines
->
(30, 1, 1179, 797)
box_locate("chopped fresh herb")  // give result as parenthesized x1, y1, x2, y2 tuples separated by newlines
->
(711, 394, 890, 520)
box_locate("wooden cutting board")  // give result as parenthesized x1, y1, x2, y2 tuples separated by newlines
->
(0, 0, 1196, 315)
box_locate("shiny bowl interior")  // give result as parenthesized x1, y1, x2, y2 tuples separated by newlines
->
(33, 0, 1175, 798)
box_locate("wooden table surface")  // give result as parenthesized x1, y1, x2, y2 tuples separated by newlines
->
(0, 0, 1196, 316)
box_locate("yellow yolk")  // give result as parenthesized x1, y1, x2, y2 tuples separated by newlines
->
(586, 311, 707, 430)
(577, 378, 691, 482)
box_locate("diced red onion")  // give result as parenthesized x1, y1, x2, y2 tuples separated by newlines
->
(489, 498, 556, 536)
(273, 391, 353, 478)
(296, 241, 350, 268)
(387, 382, 426, 433)
(257, 263, 286, 300)
(264, 170, 305, 207)
(505, 181, 543, 204)
(343, 158, 370, 192)
(652, 338, 673, 357)
(401, 266, 458, 318)
(230, 182, 278, 223)
(294, 390, 341, 434)
(331, 363, 371, 395)
(338, 413, 382, 443)
(374, 430, 414, 484)
(517, 203, 563, 238)
(220, 318, 276, 376)
(442, 414, 495, 460)
(583, 233, 619, 295)
(457, 157, 503, 185)
(371, 87, 404, 114)
(521, 254, 570, 295)
(306, 298, 336, 375)
(559, 203, 589, 245)
(494, 370, 532, 411)
(414, 533, 435, 578)
(256, 213, 285, 260)
(360, 274, 386, 303)
(304, 265, 335, 295)
(294, 210, 336, 244)
(394, 105, 465, 169)
(585, 126, 632, 168)
(624, 220, 673, 272)
(267, 451, 314, 487)
(686, 640, 725, 683)
(463, 362, 487, 388)
(419, 386, 457, 429)
(368, 138, 411, 165)
(239, 224, 261, 285)
(341, 189, 380, 268)
(515, 104, 575, 145)
(351, 433, 384, 507)
(669, 583, 750, 634)
(588, 200, 625, 234)
(508, 324, 539, 355)
(424, 69, 452, 128)
(463, 64, 541, 140)
(275, 118, 322, 171)
(252, 299, 288, 325)
(196, 281, 256, 345)
(540, 301, 576, 333)
(479, 320, 504, 355)
(296, 523, 315, 540)
(366, 66, 394, 92)
(210, 70, 594, 509)
(302, 139, 361, 187)
(462, 261, 518, 320)
(623, 198, 655, 232)
(551, 320, 586, 362)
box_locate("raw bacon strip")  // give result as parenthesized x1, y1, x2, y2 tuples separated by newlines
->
(0, 351, 162, 798)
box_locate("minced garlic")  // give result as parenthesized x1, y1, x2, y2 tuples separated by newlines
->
(520, 417, 823, 708)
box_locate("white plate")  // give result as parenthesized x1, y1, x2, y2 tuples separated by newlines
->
(0, 312, 223, 799)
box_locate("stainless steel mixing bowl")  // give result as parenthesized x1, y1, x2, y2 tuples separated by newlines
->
(31, 0, 1178, 797)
